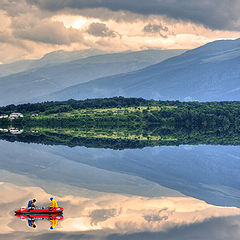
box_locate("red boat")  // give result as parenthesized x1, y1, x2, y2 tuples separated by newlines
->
(15, 207, 64, 215)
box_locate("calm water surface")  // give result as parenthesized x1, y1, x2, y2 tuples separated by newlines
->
(0, 140, 240, 239)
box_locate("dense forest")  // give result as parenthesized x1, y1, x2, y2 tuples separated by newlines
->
(1, 97, 240, 149)
(1, 96, 240, 128)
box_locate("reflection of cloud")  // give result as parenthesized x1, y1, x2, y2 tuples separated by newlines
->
(144, 208, 170, 223)
(105, 216, 240, 240)
(2, 215, 240, 240)
(1, 182, 240, 236)
(90, 209, 117, 225)
(0, 182, 53, 234)
(144, 214, 168, 223)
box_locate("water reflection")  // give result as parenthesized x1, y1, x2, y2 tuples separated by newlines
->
(0, 140, 182, 198)
(1, 137, 240, 239)
(1, 182, 240, 237)
(1, 140, 240, 207)
(15, 214, 63, 230)
(0, 128, 23, 134)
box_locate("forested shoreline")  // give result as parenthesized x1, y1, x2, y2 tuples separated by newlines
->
(1, 96, 240, 128)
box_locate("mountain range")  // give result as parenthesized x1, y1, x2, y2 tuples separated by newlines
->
(1, 38, 239, 105)
(48, 38, 240, 102)
(0, 49, 184, 106)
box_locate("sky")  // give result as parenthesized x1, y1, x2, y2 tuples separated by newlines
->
(0, 0, 240, 63)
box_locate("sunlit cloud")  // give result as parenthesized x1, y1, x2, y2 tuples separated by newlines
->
(52, 15, 88, 29)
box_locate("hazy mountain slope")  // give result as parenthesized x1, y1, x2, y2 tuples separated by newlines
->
(0, 59, 34, 78)
(50, 38, 240, 102)
(0, 49, 185, 106)
(0, 49, 107, 78)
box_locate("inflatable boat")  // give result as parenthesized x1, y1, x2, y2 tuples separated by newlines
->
(15, 207, 63, 215)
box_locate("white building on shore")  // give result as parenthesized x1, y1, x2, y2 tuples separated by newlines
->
(9, 113, 24, 119)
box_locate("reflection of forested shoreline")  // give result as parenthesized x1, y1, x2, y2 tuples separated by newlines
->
(1, 126, 240, 149)
(1, 97, 240, 149)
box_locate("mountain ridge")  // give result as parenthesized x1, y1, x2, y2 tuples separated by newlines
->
(48, 38, 240, 102)
(0, 49, 185, 106)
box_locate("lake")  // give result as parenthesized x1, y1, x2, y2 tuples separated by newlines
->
(0, 139, 240, 239)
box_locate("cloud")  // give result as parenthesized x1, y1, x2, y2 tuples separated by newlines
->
(0, 0, 239, 63)
(11, 15, 84, 45)
(87, 22, 118, 37)
(0, 2, 88, 62)
(1, 0, 30, 16)
(143, 23, 170, 38)
(26, 0, 240, 31)
(143, 24, 168, 33)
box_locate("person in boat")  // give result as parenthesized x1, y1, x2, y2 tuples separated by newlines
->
(27, 199, 36, 209)
(49, 197, 58, 209)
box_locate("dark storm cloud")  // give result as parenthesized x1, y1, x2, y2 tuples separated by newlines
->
(87, 22, 117, 37)
(26, 0, 240, 30)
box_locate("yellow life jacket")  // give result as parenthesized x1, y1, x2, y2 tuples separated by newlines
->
(51, 199, 58, 208)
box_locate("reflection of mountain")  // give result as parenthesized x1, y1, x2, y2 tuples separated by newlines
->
(51, 145, 240, 208)
(1, 138, 240, 207)
(50, 38, 240, 102)
(0, 140, 180, 198)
